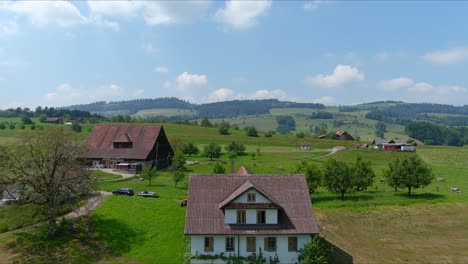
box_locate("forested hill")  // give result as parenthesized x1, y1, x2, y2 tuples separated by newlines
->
(197, 99, 325, 118)
(65, 98, 325, 117)
(65, 97, 195, 113)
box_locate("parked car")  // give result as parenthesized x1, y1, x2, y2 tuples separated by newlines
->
(112, 188, 134, 196)
(137, 191, 159, 198)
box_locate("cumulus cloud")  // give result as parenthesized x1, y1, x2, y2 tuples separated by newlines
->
(422, 47, 468, 65)
(2, 1, 86, 28)
(175, 72, 208, 91)
(407, 82, 433, 93)
(201, 88, 298, 103)
(305, 64, 365, 88)
(215, 0, 271, 30)
(87, 1, 211, 27)
(154, 66, 169, 73)
(378, 77, 414, 91)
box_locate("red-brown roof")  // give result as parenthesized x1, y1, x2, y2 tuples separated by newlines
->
(234, 166, 251, 175)
(185, 174, 319, 235)
(86, 124, 162, 160)
(336, 130, 347, 136)
(218, 180, 281, 209)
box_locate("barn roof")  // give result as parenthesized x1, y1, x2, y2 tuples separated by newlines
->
(335, 130, 348, 136)
(185, 174, 319, 235)
(86, 124, 163, 160)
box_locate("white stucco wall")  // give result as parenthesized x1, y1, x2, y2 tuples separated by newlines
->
(233, 189, 270, 203)
(224, 209, 278, 224)
(190, 234, 312, 264)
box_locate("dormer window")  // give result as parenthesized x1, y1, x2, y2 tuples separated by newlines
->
(113, 133, 133, 149)
(113, 142, 133, 149)
(247, 193, 256, 202)
(237, 210, 246, 224)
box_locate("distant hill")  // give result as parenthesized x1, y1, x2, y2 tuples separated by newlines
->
(65, 98, 325, 118)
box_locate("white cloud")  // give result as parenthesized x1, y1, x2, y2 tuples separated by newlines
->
(408, 82, 433, 93)
(305, 64, 365, 88)
(0, 21, 18, 36)
(203, 88, 236, 102)
(215, 0, 272, 30)
(3, 1, 86, 28)
(378, 77, 414, 91)
(88, 1, 141, 18)
(87, 1, 211, 27)
(422, 47, 468, 65)
(375, 51, 390, 62)
(175, 72, 208, 92)
(154, 66, 169, 73)
(312, 96, 335, 105)
(201, 88, 298, 103)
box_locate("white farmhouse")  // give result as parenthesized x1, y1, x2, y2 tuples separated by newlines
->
(184, 173, 319, 263)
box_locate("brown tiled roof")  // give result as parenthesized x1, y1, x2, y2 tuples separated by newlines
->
(86, 124, 162, 160)
(225, 203, 278, 209)
(218, 180, 281, 209)
(234, 166, 251, 175)
(185, 174, 319, 235)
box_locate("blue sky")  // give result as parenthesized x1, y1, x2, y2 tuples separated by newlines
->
(1, 1, 468, 109)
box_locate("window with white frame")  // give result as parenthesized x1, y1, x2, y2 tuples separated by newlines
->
(225, 237, 235, 252)
(264, 237, 277, 252)
(247, 193, 256, 202)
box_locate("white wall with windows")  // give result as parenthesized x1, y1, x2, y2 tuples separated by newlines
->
(189, 234, 311, 264)
(224, 209, 278, 224)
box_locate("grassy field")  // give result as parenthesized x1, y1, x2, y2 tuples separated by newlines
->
(0, 121, 467, 263)
(317, 203, 468, 263)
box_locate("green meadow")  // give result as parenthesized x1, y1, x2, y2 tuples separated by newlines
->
(0, 122, 467, 263)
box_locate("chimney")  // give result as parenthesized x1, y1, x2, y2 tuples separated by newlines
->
(230, 160, 235, 174)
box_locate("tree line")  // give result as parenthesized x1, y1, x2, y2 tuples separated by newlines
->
(405, 121, 467, 146)
(296, 156, 433, 199)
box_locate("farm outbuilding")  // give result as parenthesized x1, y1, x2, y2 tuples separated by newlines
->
(300, 143, 311, 150)
(86, 124, 173, 170)
(335, 131, 354, 140)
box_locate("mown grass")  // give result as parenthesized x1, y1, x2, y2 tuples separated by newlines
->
(91, 170, 122, 181)
(93, 197, 187, 264)
(317, 203, 468, 263)
(0, 204, 43, 233)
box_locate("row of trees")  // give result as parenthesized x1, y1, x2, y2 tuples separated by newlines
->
(405, 121, 466, 146)
(297, 156, 433, 198)
(296, 157, 376, 199)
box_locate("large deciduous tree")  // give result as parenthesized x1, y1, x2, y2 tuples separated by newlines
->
(351, 156, 376, 191)
(0, 127, 92, 238)
(322, 158, 352, 200)
(384, 156, 434, 195)
(295, 161, 323, 194)
(182, 142, 199, 157)
(203, 143, 221, 161)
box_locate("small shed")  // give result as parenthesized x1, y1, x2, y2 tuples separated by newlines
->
(300, 143, 311, 150)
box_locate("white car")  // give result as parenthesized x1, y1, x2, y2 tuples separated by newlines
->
(137, 191, 159, 198)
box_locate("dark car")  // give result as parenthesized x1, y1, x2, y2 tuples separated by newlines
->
(112, 188, 134, 196)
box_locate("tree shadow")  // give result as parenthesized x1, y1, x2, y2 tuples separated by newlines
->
(323, 237, 354, 264)
(92, 216, 145, 255)
(393, 192, 446, 200)
(313, 194, 375, 203)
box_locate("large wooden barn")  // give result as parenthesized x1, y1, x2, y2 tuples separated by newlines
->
(86, 124, 173, 170)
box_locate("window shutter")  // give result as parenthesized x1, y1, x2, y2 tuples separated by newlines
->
(264, 238, 268, 251)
